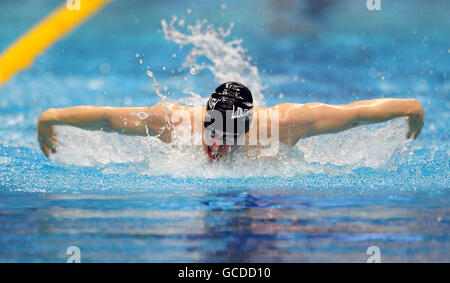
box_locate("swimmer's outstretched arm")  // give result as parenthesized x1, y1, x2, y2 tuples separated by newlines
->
(278, 98, 424, 145)
(37, 103, 183, 157)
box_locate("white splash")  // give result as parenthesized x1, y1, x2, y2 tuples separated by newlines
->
(176, 90, 208, 106)
(161, 17, 266, 107)
(296, 118, 412, 170)
(52, 118, 412, 177)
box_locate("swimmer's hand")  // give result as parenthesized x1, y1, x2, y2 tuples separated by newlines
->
(406, 102, 425, 140)
(37, 111, 57, 157)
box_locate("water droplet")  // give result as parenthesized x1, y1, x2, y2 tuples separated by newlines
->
(172, 53, 177, 58)
(136, 53, 140, 58)
(139, 59, 143, 64)
(137, 112, 149, 120)
(190, 67, 197, 75)
(187, 8, 191, 14)
(146, 71, 153, 78)
(162, 66, 166, 71)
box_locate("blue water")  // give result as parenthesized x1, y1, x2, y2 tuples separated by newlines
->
(0, 0, 449, 262)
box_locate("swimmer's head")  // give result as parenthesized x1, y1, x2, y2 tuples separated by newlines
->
(203, 82, 253, 160)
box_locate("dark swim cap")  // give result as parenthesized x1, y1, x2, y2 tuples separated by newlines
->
(204, 82, 253, 140)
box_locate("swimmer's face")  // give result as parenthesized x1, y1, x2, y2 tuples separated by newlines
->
(204, 138, 239, 160)
(203, 81, 253, 160)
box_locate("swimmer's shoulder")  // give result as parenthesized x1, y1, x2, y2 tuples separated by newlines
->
(151, 102, 197, 114)
(254, 103, 306, 121)
(255, 102, 304, 111)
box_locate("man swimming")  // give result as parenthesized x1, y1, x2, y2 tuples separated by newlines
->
(37, 81, 424, 160)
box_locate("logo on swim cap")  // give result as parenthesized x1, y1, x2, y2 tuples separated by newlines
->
(208, 98, 220, 110)
(231, 105, 252, 119)
(204, 82, 253, 138)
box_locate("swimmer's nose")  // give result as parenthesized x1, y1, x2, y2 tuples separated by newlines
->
(210, 140, 220, 151)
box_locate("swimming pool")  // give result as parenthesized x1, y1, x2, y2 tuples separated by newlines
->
(0, 0, 448, 262)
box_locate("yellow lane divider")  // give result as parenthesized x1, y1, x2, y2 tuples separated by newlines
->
(0, 0, 112, 86)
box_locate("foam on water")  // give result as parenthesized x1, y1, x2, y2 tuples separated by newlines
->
(52, 118, 411, 178)
(49, 18, 414, 177)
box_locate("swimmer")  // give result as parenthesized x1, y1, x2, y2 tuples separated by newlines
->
(37, 81, 424, 160)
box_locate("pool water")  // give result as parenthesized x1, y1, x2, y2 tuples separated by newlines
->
(0, 0, 448, 262)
